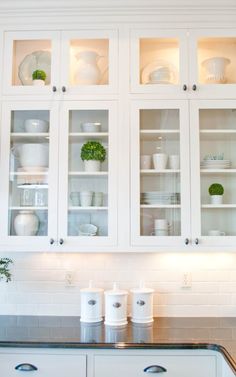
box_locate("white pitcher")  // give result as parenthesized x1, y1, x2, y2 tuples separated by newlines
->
(75, 51, 103, 85)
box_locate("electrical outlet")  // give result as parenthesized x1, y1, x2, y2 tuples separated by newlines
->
(181, 272, 192, 288)
(65, 270, 76, 287)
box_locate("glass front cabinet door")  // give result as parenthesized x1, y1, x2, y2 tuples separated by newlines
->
(3, 29, 118, 96)
(130, 29, 188, 96)
(189, 29, 236, 98)
(0, 101, 117, 251)
(130, 100, 191, 248)
(0, 102, 59, 249)
(190, 100, 236, 247)
(57, 101, 118, 249)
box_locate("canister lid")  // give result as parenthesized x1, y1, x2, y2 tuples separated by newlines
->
(130, 280, 154, 294)
(105, 282, 128, 296)
(130, 287, 154, 294)
(80, 280, 103, 293)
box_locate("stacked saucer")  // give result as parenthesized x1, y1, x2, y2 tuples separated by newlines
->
(141, 191, 180, 205)
(200, 159, 231, 169)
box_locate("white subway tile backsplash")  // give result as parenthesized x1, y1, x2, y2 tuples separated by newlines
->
(1, 252, 236, 316)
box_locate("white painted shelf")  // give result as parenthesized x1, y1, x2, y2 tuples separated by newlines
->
(68, 206, 108, 210)
(69, 132, 108, 142)
(140, 204, 181, 208)
(140, 169, 180, 174)
(69, 171, 108, 176)
(202, 204, 236, 208)
(200, 169, 236, 173)
(10, 206, 48, 210)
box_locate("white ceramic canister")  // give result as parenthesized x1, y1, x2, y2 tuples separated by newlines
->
(80, 282, 103, 323)
(14, 210, 39, 236)
(104, 283, 128, 326)
(130, 283, 154, 324)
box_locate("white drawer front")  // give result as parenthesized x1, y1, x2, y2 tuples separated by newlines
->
(0, 353, 86, 377)
(94, 355, 216, 377)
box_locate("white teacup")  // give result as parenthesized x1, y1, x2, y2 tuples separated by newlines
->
(169, 155, 180, 170)
(154, 219, 169, 230)
(78, 223, 97, 236)
(208, 230, 226, 236)
(93, 192, 103, 207)
(152, 153, 168, 170)
(140, 155, 152, 169)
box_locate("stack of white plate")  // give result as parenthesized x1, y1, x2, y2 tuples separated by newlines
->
(140, 191, 180, 205)
(200, 159, 231, 169)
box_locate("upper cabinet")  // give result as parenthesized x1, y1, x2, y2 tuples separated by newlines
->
(130, 28, 236, 98)
(3, 30, 118, 96)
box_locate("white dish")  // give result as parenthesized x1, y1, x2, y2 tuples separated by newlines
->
(146, 80, 173, 85)
(81, 122, 101, 133)
(24, 119, 49, 133)
(141, 59, 177, 85)
(18, 50, 51, 86)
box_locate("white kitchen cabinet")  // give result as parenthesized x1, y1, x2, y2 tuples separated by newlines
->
(3, 29, 118, 96)
(0, 100, 118, 251)
(190, 100, 236, 247)
(130, 28, 236, 99)
(0, 351, 86, 377)
(130, 100, 191, 247)
(2, 21, 236, 251)
(94, 353, 216, 377)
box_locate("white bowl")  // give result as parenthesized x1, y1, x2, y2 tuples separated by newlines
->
(81, 122, 101, 133)
(18, 143, 49, 168)
(78, 223, 97, 236)
(149, 67, 171, 83)
(24, 119, 49, 133)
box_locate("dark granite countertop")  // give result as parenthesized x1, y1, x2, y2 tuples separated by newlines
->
(0, 317, 236, 373)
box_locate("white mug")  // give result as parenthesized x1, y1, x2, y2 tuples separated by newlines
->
(93, 192, 103, 207)
(208, 230, 226, 236)
(140, 155, 152, 169)
(169, 155, 180, 170)
(80, 191, 93, 207)
(152, 153, 168, 170)
(154, 219, 169, 229)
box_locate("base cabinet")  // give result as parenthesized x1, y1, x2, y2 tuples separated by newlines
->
(94, 353, 217, 377)
(0, 352, 86, 377)
(0, 348, 230, 377)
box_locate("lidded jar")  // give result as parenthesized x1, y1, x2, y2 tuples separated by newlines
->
(80, 281, 103, 323)
(130, 281, 154, 324)
(104, 283, 128, 326)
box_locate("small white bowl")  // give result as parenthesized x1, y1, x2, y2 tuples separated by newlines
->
(78, 223, 98, 236)
(24, 119, 49, 133)
(81, 122, 101, 133)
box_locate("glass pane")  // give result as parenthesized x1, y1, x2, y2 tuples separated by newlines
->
(12, 40, 51, 86)
(199, 108, 236, 236)
(69, 39, 109, 86)
(139, 38, 179, 85)
(139, 109, 181, 237)
(9, 110, 50, 236)
(198, 37, 236, 84)
(68, 109, 109, 237)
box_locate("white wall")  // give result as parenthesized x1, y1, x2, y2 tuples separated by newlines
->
(1, 252, 236, 317)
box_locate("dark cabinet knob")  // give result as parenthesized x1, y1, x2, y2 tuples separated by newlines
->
(15, 363, 38, 371)
(59, 238, 64, 245)
(195, 238, 199, 245)
(192, 84, 197, 91)
(52, 86, 57, 92)
(144, 365, 167, 373)
(49, 238, 54, 245)
(185, 238, 189, 245)
(62, 86, 66, 92)
(183, 84, 187, 91)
